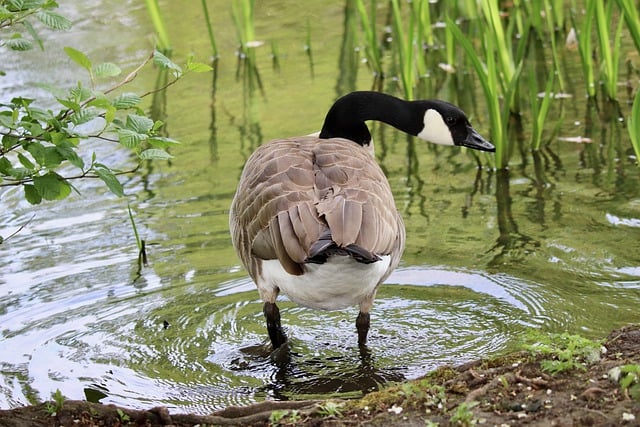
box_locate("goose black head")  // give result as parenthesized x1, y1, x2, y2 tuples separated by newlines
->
(414, 100, 495, 152)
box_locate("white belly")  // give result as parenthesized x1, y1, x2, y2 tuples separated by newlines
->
(259, 255, 391, 310)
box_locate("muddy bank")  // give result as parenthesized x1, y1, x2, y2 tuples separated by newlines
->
(1, 325, 639, 426)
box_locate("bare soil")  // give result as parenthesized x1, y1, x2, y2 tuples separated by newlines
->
(1, 325, 639, 426)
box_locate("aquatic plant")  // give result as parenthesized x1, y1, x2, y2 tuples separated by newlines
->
(231, 0, 263, 94)
(629, 90, 640, 163)
(232, 0, 257, 56)
(447, 17, 522, 169)
(615, 0, 640, 54)
(571, 2, 596, 98)
(143, 0, 171, 52)
(354, 0, 384, 82)
(528, 69, 556, 151)
(200, 0, 218, 59)
(593, 0, 624, 100)
(390, 0, 416, 99)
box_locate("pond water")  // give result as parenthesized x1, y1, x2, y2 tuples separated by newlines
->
(1, 0, 640, 414)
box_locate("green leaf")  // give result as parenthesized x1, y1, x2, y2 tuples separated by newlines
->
(33, 172, 71, 200)
(125, 114, 153, 133)
(93, 62, 121, 78)
(71, 107, 100, 125)
(36, 10, 72, 30)
(64, 46, 92, 71)
(26, 106, 52, 122)
(43, 146, 64, 168)
(111, 93, 141, 109)
(55, 144, 84, 169)
(186, 61, 213, 73)
(9, 167, 32, 180)
(17, 152, 35, 170)
(139, 148, 173, 160)
(5, 36, 33, 51)
(117, 128, 146, 148)
(24, 184, 42, 204)
(87, 96, 112, 109)
(104, 105, 116, 124)
(148, 136, 180, 148)
(0, 157, 12, 174)
(94, 166, 124, 197)
(69, 85, 92, 102)
(22, 18, 43, 50)
(26, 142, 46, 165)
(56, 97, 81, 111)
(2, 135, 20, 150)
(153, 50, 182, 77)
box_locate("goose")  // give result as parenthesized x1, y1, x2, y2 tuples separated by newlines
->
(229, 91, 494, 350)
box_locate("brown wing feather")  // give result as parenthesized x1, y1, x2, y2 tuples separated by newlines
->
(230, 136, 403, 282)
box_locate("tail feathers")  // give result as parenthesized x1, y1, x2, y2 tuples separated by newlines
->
(306, 231, 381, 264)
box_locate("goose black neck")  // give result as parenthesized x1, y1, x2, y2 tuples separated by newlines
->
(319, 91, 425, 146)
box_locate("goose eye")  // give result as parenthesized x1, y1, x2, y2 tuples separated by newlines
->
(445, 116, 456, 125)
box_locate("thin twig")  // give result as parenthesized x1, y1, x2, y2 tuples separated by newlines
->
(1, 214, 35, 243)
(0, 165, 140, 187)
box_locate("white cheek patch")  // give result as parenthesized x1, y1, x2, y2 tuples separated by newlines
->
(417, 109, 455, 146)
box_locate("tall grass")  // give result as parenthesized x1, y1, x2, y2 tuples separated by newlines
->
(232, 0, 256, 56)
(593, 0, 624, 100)
(149, 1, 640, 169)
(528, 70, 555, 151)
(389, 0, 415, 99)
(144, 0, 171, 52)
(629, 90, 640, 163)
(200, 0, 218, 59)
(231, 0, 263, 94)
(571, 2, 596, 98)
(615, 0, 640, 53)
(354, 0, 384, 82)
(447, 18, 511, 168)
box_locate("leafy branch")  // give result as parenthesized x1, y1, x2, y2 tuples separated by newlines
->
(0, 2, 212, 204)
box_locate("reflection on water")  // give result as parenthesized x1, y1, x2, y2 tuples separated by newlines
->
(2, 0, 640, 415)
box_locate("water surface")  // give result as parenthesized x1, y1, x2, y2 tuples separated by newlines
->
(1, 0, 640, 414)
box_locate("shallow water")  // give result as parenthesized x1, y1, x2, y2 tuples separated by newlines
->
(1, 0, 640, 414)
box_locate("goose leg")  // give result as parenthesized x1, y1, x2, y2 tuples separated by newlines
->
(356, 311, 370, 346)
(263, 301, 287, 349)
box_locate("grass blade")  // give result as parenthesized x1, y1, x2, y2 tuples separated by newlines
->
(143, 0, 171, 52)
(629, 90, 640, 163)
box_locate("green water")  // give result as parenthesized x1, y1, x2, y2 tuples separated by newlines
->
(1, 0, 640, 414)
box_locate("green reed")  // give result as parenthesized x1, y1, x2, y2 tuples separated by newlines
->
(390, 0, 415, 99)
(200, 0, 218, 59)
(629, 90, 640, 163)
(143, 0, 171, 52)
(615, 0, 640, 54)
(447, 18, 516, 169)
(231, 0, 263, 94)
(528, 69, 555, 151)
(231, 0, 256, 55)
(354, 0, 383, 81)
(480, 1, 521, 114)
(593, 0, 624, 100)
(571, 2, 596, 98)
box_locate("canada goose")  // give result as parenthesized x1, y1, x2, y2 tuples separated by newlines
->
(230, 91, 494, 349)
